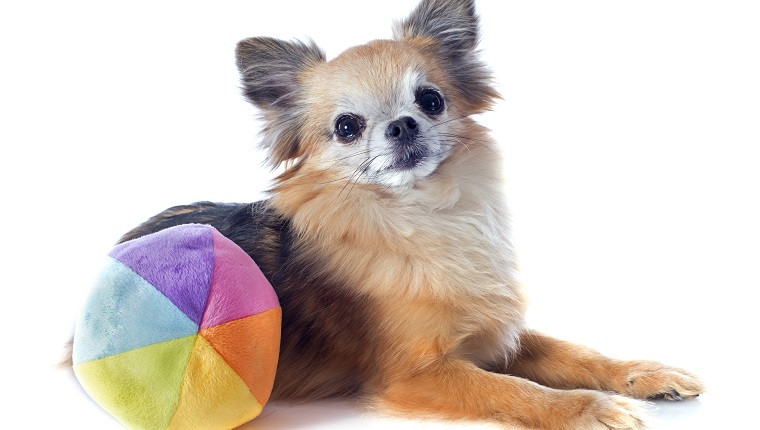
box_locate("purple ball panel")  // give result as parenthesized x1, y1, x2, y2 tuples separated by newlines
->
(109, 224, 214, 325)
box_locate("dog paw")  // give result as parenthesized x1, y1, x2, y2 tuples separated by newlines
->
(618, 360, 705, 400)
(493, 390, 647, 430)
(572, 393, 648, 430)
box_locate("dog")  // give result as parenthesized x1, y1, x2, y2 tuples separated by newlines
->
(66, 0, 704, 428)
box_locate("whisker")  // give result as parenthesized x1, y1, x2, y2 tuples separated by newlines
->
(437, 133, 501, 158)
(302, 148, 377, 186)
(333, 153, 384, 206)
(427, 114, 470, 131)
(320, 148, 374, 167)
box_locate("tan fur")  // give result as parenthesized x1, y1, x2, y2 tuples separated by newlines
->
(256, 3, 703, 428)
(70, 1, 704, 428)
(506, 332, 704, 400)
(271, 123, 526, 361)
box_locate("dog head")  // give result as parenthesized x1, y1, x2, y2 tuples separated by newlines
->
(236, 0, 498, 191)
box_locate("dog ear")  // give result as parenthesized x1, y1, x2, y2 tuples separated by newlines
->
(393, 0, 498, 110)
(393, 0, 479, 55)
(236, 37, 326, 166)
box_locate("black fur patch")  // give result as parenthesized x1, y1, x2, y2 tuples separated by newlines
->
(120, 201, 382, 400)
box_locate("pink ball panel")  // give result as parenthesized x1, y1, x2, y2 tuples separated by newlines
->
(200, 229, 280, 328)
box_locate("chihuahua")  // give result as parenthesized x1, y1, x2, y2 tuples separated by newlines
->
(71, 0, 704, 428)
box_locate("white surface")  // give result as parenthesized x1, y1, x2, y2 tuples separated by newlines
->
(2, 1, 759, 429)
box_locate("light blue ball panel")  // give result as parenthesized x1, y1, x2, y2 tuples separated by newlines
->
(73, 257, 199, 364)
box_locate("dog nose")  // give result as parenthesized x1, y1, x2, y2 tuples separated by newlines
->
(386, 116, 418, 145)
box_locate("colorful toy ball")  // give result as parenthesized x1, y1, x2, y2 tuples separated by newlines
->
(73, 224, 281, 430)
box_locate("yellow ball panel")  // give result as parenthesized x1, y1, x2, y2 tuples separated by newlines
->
(167, 336, 263, 430)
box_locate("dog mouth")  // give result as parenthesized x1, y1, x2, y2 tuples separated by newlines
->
(365, 136, 447, 188)
(387, 145, 430, 171)
(392, 151, 427, 170)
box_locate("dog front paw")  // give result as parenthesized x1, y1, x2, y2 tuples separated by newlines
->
(618, 360, 705, 400)
(570, 392, 648, 430)
(502, 390, 648, 430)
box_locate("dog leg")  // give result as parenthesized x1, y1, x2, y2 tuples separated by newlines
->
(506, 330, 705, 400)
(375, 357, 646, 429)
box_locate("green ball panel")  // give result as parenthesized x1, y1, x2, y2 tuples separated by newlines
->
(74, 335, 196, 430)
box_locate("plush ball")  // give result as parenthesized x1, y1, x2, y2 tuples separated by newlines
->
(73, 224, 281, 430)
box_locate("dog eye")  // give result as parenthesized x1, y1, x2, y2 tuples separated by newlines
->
(335, 114, 364, 143)
(416, 88, 445, 114)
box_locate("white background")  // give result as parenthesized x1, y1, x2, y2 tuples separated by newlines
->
(2, 0, 759, 429)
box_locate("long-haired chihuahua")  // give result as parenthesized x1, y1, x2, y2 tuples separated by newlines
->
(67, 0, 704, 428)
